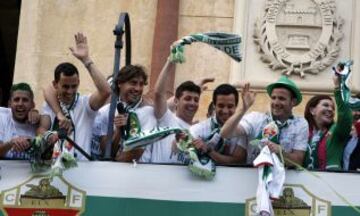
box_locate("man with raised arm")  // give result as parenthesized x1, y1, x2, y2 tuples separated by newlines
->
(42, 33, 111, 160)
(221, 76, 308, 165)
(139, 58, 203, 163)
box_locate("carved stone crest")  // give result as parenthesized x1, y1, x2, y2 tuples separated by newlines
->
(253, 0, 344, 77)
(1, 176, 86, 216)
(245, 184, 331, 216)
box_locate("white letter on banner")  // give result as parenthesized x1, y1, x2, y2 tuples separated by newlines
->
(69, 189, 83, 208)
(3, 189, 17, 205)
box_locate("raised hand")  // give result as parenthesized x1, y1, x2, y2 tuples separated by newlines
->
(195, 77, 215, 91)
(332, 74, 340, 88)
(69, 32, 90, 62)
(27, 109, 40, 125)
(241, 82, 256, 112)
(114, 114, 128, 130)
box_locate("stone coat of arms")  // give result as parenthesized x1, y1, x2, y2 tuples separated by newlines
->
(253, 0, 343, 77)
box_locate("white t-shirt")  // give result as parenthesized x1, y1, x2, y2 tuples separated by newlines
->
(90, 105, 109, 159)
(0, 107, 36, 159)
(343, 135, 358, 170)
(99, 103, 157, 154)
(190, 117, 247, 155)
(239, 112, 309, 163)
(99, 103, 157, 134)
(42, 95, 97, 160)
(140, 109, 190, 163)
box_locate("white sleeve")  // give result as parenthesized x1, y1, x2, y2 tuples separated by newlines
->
(292, 118, 309, 151)
(99, 116, 109, 136)
(239, 112, 264, 139)
(158, 109, 175, 127)
(0, 113, 6, 142)
(41, 103, 55, 123)
(189, 121, 206, 140)
(83, 95, 97, 118)
(0, 107, 9, 114)
(234, 135, 248, 149)
(99, 105, 110, 136)
(139, 145, 152, 163)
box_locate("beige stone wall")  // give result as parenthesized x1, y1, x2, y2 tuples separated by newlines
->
(14, 0, 158, 109)
(175, 0, 234, 89)
(176, 0, 235, 121)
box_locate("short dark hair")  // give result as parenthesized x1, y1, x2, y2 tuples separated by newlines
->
(175, 81, 201, 99)
(10, 82, 34, 100)
(207, 101, 215, 118)
(355, 93, 360, 99)
(115, 65, 148, 95)
(213, 84, 238, 106)
(54, 62, 79, 82)
(304, 95, 333, 130)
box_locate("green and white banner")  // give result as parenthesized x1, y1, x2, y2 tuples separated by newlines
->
(0, 161, 359, 215)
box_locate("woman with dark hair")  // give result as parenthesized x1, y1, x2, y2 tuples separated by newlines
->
(303, 75, 352, 170)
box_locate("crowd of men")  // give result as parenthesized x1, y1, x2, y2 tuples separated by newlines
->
(1, 33, 359, 172)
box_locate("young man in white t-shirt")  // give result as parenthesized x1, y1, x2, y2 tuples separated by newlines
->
(140, 57, 217, 163)
(0, 83, 48, 159)
(189, 84, 253, 165)
(42, 33, 111, 160)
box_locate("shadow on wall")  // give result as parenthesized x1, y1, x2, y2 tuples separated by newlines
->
(0, 0, 21, 107)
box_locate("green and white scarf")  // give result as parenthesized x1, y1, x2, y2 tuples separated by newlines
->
(170, 32, 242, 63)
(176, 117, 226, 179)
(27, 131, 56, 172)
(334, 60, 360, 110)
(26, 131, 77, 178)
(175, 130, 216, 179)
(117, 97, 142, 140)
(304, 130, 326, 170)
(187, 117, 223, 179)
(49, 93, 79, 176)
(119, 98, 183, 152)
(123, 126, 183, 152)
(52, 93, 79, 155)
(205, 116, 225, 153)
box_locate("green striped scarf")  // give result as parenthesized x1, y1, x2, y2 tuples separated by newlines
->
(26, 131, 77, 178)
(170, 32, 242, 63)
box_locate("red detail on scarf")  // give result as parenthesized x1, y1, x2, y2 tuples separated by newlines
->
(317, 132, 328, 170)
(354, 121, 360, 136)
(308, 129, 328, 170)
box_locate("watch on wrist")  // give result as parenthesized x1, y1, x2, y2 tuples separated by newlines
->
(84, 60, 94, 69)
